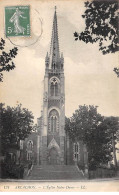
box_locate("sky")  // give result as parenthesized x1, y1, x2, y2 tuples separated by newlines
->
(0, 0, 119, 123)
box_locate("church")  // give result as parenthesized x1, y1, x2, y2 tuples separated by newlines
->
(23, 8, 88, 169)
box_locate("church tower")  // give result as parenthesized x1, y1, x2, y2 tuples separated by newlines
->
(40, 7, 65, 165)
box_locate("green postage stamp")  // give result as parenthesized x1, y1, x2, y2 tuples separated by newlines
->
(5, 6, 30, 37)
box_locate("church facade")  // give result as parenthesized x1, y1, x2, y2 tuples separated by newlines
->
(22, 8, 87, 168)
(37, 8, 65, 165)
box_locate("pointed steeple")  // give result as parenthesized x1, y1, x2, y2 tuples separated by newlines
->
(49, 6, 60, 69)
(45, 7, 64, 71)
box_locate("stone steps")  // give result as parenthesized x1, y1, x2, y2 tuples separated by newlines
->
(25, 165, 85, 180)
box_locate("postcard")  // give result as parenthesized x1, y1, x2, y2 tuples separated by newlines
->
(0, 0, 119, 192)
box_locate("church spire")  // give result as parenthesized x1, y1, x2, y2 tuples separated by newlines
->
(49, 6, 60, 69)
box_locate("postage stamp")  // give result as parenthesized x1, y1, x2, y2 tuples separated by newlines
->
(5, 6, 30, 37)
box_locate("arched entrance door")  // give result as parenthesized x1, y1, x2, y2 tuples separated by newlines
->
(49, 147, 58, 165)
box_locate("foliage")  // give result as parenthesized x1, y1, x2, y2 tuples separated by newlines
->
(74, 0, 118, 55)
(66, 105, 103, 142)
(1, 161, 24, 179)
(65, 105, 119, 170)
(102, 116, 119, 168)
(0, 103, 34, 155)
(0, 38, 18, 82)
(113, 68, 119, 78)
(102, 116, 119, 138)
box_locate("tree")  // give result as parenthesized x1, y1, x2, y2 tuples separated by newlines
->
(74, 0, 118, 76)
(0, 38, 18, 82)
(0, 103, 34, 155)
(102, 116, 119, 168)
(65, 105, 118, 170)
(74, 0, 118, 54)
(113, 68, 119, 78)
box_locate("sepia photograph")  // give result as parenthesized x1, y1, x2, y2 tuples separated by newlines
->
(0, 0, 119, 192)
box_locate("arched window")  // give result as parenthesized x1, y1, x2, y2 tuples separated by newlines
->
(27, 140, 33, 150)
(48, 109, 59, 133)
(50, 77, 59, 96)
(50, 115, 57, 132)
(27, 140, 33, 161)
(73, 142, 80, 161)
